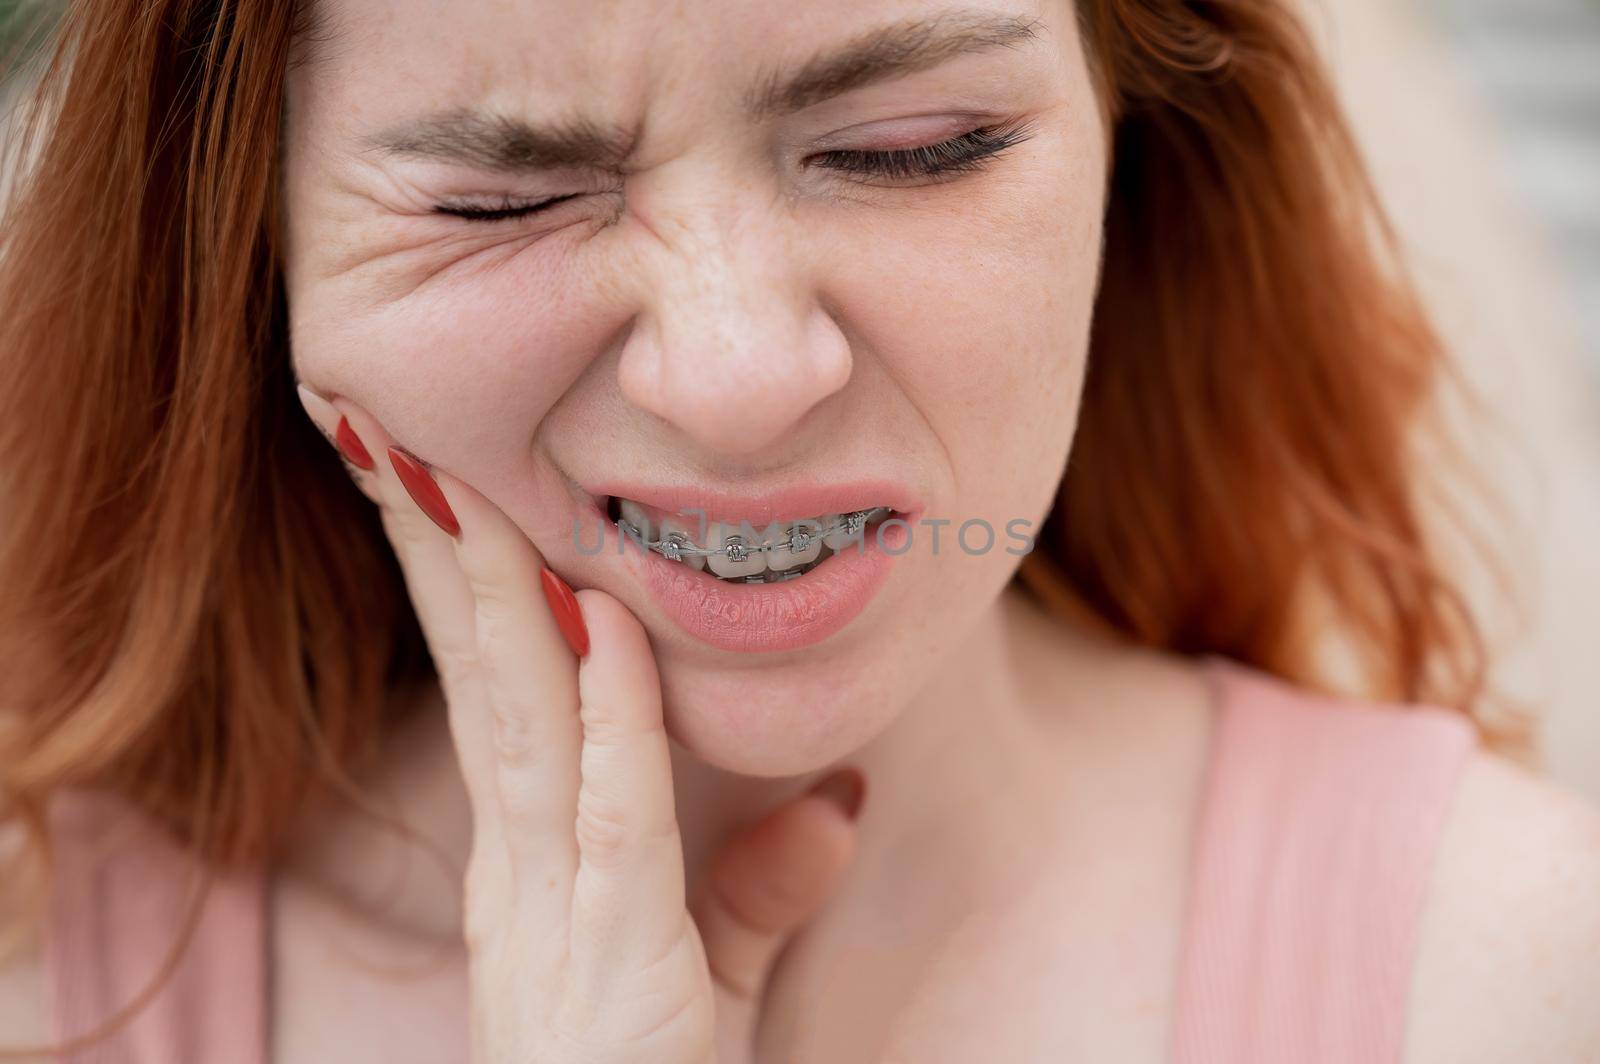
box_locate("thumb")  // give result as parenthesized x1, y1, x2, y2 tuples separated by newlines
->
(691, 769, 865, 1053)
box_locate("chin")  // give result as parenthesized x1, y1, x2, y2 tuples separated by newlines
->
(653, 636, 915, 778)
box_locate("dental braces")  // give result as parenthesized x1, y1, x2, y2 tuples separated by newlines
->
(614, 506, 894, 562)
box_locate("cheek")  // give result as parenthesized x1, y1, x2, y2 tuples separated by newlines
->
(287, 233, 620, 475)
(820, 157, 1103, 522)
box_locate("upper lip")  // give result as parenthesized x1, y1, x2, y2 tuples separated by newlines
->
(589, 479, 922, 528)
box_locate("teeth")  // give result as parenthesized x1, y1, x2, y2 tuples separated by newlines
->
(618, 499, 653, 544)
(821, 513, 864, 552)
(745, 520, 787, 550)
(658, 514, 707, 570)
(616, 499, 893, 582)
(704, 523, 766, 579)
(768, 518, 824, 572)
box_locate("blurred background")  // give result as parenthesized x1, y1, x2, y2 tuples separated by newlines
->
(1429, 0, 1598, 370)
(2, 0, 1598, 799)
(1304, 0, 1600, 801)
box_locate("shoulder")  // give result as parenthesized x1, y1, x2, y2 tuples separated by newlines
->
(1405, 749, 1600, 1062)
(0, 818, 50, 1052)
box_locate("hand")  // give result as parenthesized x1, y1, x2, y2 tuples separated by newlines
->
(295, 385, 865, 1064)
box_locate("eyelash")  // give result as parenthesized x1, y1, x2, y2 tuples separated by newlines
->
(809, 119, 1036, 181)
(434, 192, 584, 223)
(432, 119, 1035, 222)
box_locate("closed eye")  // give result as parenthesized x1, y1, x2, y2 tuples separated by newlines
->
(432, 118, 1035, 223)
(809, 119, 1035, 182)
(433, 192, 585, 222)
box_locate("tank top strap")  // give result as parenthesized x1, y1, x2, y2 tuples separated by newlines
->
(45, 788, 268, 1063)
(1171, 655, 1478, 1064)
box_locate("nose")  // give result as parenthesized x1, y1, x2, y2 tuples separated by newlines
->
(615, 193, 853, 456)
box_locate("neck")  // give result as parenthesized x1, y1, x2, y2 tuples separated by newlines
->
(283, 582, 1122, 941)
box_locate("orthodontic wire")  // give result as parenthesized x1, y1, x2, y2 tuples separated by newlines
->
(612, 507, 893, 562)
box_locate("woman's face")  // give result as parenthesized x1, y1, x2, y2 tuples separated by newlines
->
(282, 0, 1108, 776)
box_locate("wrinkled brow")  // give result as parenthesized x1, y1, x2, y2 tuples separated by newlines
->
(357, 7, 1045, 173)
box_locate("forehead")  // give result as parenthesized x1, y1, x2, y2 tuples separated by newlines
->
(293, 0, 1065, 138)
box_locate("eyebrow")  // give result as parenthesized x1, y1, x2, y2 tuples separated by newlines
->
(362, 111, 637, 174)
(745, 10, 1043, 118)
(361, 9, 1044, 174)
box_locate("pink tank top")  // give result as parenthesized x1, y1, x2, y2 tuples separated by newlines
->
(42, 655, 1477, 1062)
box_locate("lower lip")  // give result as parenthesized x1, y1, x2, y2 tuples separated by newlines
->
(614, 512, 913, 653)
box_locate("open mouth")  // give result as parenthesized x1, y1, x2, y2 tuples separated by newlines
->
(604, 496, 898, 585)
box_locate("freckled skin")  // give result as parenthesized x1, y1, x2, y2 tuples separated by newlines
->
(283, 0, 1107, 774)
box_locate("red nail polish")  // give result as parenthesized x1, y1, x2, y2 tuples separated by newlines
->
(540, 567, 590, 659)
(808, 768, 866, 820)
(334, 416, 375, 471)
(387, 447, 460, 537)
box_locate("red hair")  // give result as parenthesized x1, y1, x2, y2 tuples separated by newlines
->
(1017, 1, 1518, 721)
(0, 0, 1525, 1055)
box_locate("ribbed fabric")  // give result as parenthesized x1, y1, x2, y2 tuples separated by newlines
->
(45, 789, 266, 1064)
(40, 656, 1475, 1062)
(1172, 655, 1477, 1064)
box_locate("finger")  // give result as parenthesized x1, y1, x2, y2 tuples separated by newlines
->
(295, 387, 476, 666)
(693, 770, 862, 1052)
(293, 385, 502, 839)
(295, 384, 382, 505)
(422, 463, 584, 900)
(565, 589, 688, 973)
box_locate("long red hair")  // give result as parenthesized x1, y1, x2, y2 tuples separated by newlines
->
(0, 0, 1525, 1055)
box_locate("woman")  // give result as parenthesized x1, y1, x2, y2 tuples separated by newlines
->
(1, 0, 1596, 1060)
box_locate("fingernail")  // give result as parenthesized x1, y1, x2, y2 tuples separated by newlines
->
(808, 768, 866, 820)
(540, 567, 590, 659)
(334, 416, 374, 471)
(387, 446, 460, 537)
